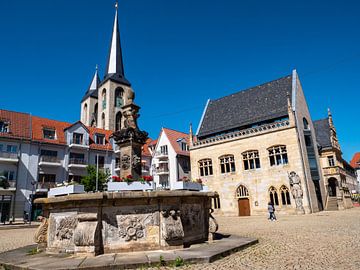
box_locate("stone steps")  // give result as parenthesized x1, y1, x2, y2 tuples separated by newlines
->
(326, 197, 338, 211)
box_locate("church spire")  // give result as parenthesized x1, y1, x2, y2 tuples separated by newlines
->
(104, 1, 130, 85)
(89, 65, 100, 91)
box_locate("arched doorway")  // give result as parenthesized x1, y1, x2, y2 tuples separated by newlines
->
(328, 178, 337, 197)
(236, 185, 250, 216)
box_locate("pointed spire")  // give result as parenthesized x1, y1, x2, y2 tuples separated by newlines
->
(328, 108, 334, 128)
(89, 65, 100, 91)
(104, 1, 130, 85)
(189, 123, 193, 147)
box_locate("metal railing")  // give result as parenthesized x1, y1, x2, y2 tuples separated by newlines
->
(69, 158, 86, 165)
(70, 138, 89, 146)
(36, 182, 57, 190)
(0, 151, 18, 159)
(155, 151, 168, 157)
(40, 156, 60, 163)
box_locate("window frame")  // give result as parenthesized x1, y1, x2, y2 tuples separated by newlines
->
(280, 185, 291, 206)
(219, 154, 236, 174)
(242, 150, 261, 170)
(327, 155, 335, 167)
(95, 134, 105, 145)
(269, 186, 279, 206)
(0, 121, 9, 133)
(268, 145, 288, 166)
(43, 128, 56, 140)
(198, 158, 213, 177)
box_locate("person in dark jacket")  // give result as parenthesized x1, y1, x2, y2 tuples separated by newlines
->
(268, 202, 276, 221)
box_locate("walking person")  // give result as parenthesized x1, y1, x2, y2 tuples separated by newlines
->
(271, 201, 277, 221)
(267, 202, 276, 221)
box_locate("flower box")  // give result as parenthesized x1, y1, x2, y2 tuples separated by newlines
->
(108, 181, 154, 191)
(48, 185, 85, 197)
(173, 181, 203, 191)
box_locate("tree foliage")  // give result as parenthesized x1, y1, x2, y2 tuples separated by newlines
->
(81, 165, 110, 192)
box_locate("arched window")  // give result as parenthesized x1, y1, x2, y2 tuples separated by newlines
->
(268, 145, 288, 166)
(102, 89, 106, 110)
(115, 88, 124, 108)
(280, 185, 291, 205)
(198, 158, 213, 176)
(236, 185, 249, 198)
(303, 118, 310, 130)
(219, 155, 236, 173)
(269, 186, 279, 206)
(83, 104, 88, 123)
(242, 150, 260, 170)
(91, 103, 98, 127)
(115, 111, 122, 131)
(101, 113, 105, 129)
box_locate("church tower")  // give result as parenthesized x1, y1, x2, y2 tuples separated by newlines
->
(80, 66, 100, 126)
(96, 2, 134, 131)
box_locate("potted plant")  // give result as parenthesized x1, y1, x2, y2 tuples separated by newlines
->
(107, 175, 154, 191)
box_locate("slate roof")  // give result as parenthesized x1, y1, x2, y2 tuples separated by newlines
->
(313, 118, 332, 149)
(197, 75, 293, 138)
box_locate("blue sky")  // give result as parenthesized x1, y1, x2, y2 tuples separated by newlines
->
(0, 0, 359, 161)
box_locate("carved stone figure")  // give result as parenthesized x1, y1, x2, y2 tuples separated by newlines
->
(34, 217, 48, 244)
(289, 171, 305, 214)
(121, 154, 131, 170)
(118, 216, 145, 241)
(123, 109, 139, 130)
(161, 209, 184, 241)
(56, 216, 78, 240)
(132, 154, 141, 167)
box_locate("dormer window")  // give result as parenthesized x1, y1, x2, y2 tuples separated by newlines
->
(95, 134, 105, 145)
(0, 121, 9, 133)
(73, 133, 83, 145)
(43, 128, 56, 140)
(181, 142, 188, 151)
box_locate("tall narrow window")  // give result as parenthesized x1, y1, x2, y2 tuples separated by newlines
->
(83, 104, 88, 123)
(160, 145, 168, 155)
(115, 88, 124, 108)
(91, 103, 98, 127)
(280, 185, 291, 205)
(198, 159, 213, 176)
(115, 112, 122, 131)
(268, 145, 288, 166)
(327, 155, 335, 167)
(101, 113, 105, 129)
(219, 155, 236, 173)
(242, 150, 260, 170)
(303, 118, 310, 130)
(269, 186, 279, 206)
(95, 134, 105, 145)
(72, 133, 83, 144)
(102, 89, 106, 110)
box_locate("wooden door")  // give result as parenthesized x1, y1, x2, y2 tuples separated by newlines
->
(238, 198, 250, 216)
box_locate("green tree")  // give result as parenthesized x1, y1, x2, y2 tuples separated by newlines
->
(81, 165, 110, 192)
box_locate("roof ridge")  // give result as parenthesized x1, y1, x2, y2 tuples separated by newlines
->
(0, 109, 30, 116)
(211, 74, 292, 102)
(32, 115, 72, 125)
(162, 127, 189, 135)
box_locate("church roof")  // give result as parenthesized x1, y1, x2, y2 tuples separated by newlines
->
(197, 75, 293, 138)
(81, 67, 101, 102)
(313, 118, 332, 149)
(101, 3, 130, 86)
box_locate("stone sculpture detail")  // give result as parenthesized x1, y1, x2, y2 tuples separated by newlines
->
(74, 214, 97, 246)
(118, 216, 145, 241)
(161, 209, 184, 241)
(121, 154, 131, 170)
(34, 217, 48, 244)
(288, 171, 305, 214)
(56, 216, 78, 240)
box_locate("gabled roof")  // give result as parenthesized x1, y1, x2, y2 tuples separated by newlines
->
(350, 153, 360, 169)
(313, 118, 332, 149)
(162, 128, 189, 156)
(31, 116, 71, 145)
(64, 121, 90, 132)
(0, 109, 31, 140)
(197, 75, 293, 138)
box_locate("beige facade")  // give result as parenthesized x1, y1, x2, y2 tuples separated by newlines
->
(190, 71, 326, 216)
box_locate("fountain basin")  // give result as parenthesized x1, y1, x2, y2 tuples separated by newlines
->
(34, 191, 218, 255)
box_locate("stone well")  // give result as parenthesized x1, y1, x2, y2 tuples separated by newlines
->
(34, 191, 219, 255)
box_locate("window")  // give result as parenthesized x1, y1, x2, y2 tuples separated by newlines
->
(6, 145, 17, 153)
(91, 103, 98, 127)
(303, 118, 310, 130)
(38, 174, 56, 183)
(69, 175, 82, 183)
(95, 134, 105, 145)
(43, 128, 56, 140)
(268, 145, 288, 166)
(242, 150, 260, 170)
(72, 133, 83, 144)
(115, 112, 122, 131)
(199, 159, 213, 176)
(181, 142, 187, 151)
(83, 104, 88, 123)
(95, 155, 105, 168)
(69, 152, 85, 164)
(102, 89, 107, 109)
(236, 185, 249, 197)
(0, 144, 2, 151)
(115, 88, 124, 108)
(40, 150, 57, 157)
(280, 185, 291, 205)
(2, 171, 15, 180)
(101, 113, 105, 129)
(328, 155, 335, 167)
(269, 186, 279, 206)
(308, 156, 318, 170)
(304, 134, 312, 147)
(219, 155, 236, 173)
(0, 121, 9, 133)
(160, 145, 168, 155)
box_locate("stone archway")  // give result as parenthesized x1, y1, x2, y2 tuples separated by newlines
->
(328, 178, 337, 197)
(236, 184, 250, 216)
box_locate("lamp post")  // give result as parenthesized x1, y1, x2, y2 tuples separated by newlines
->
(29, 180, 36, 225)
(96, 154, 99, 192)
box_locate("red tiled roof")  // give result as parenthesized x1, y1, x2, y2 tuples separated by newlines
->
(350, 152, 360, 169)
(142, 138, 153, 157)
(162, 128, 189, 156)
(0, 110, 31, 140)
(88, 126, 113, 151)
(31, 116, 71, 144)
(149, 139, 158, 147)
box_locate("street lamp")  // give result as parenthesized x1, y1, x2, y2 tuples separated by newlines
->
(28, 180, 36, 225)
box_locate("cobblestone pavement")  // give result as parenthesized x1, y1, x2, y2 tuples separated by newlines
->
(1, 208, 360, 269)
(0, 227, 36, 253)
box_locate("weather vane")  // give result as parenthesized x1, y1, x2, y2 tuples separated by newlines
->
(115, 1, 118, 10)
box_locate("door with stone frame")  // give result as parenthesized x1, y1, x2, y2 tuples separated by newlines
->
(236, 185, 250, 216)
